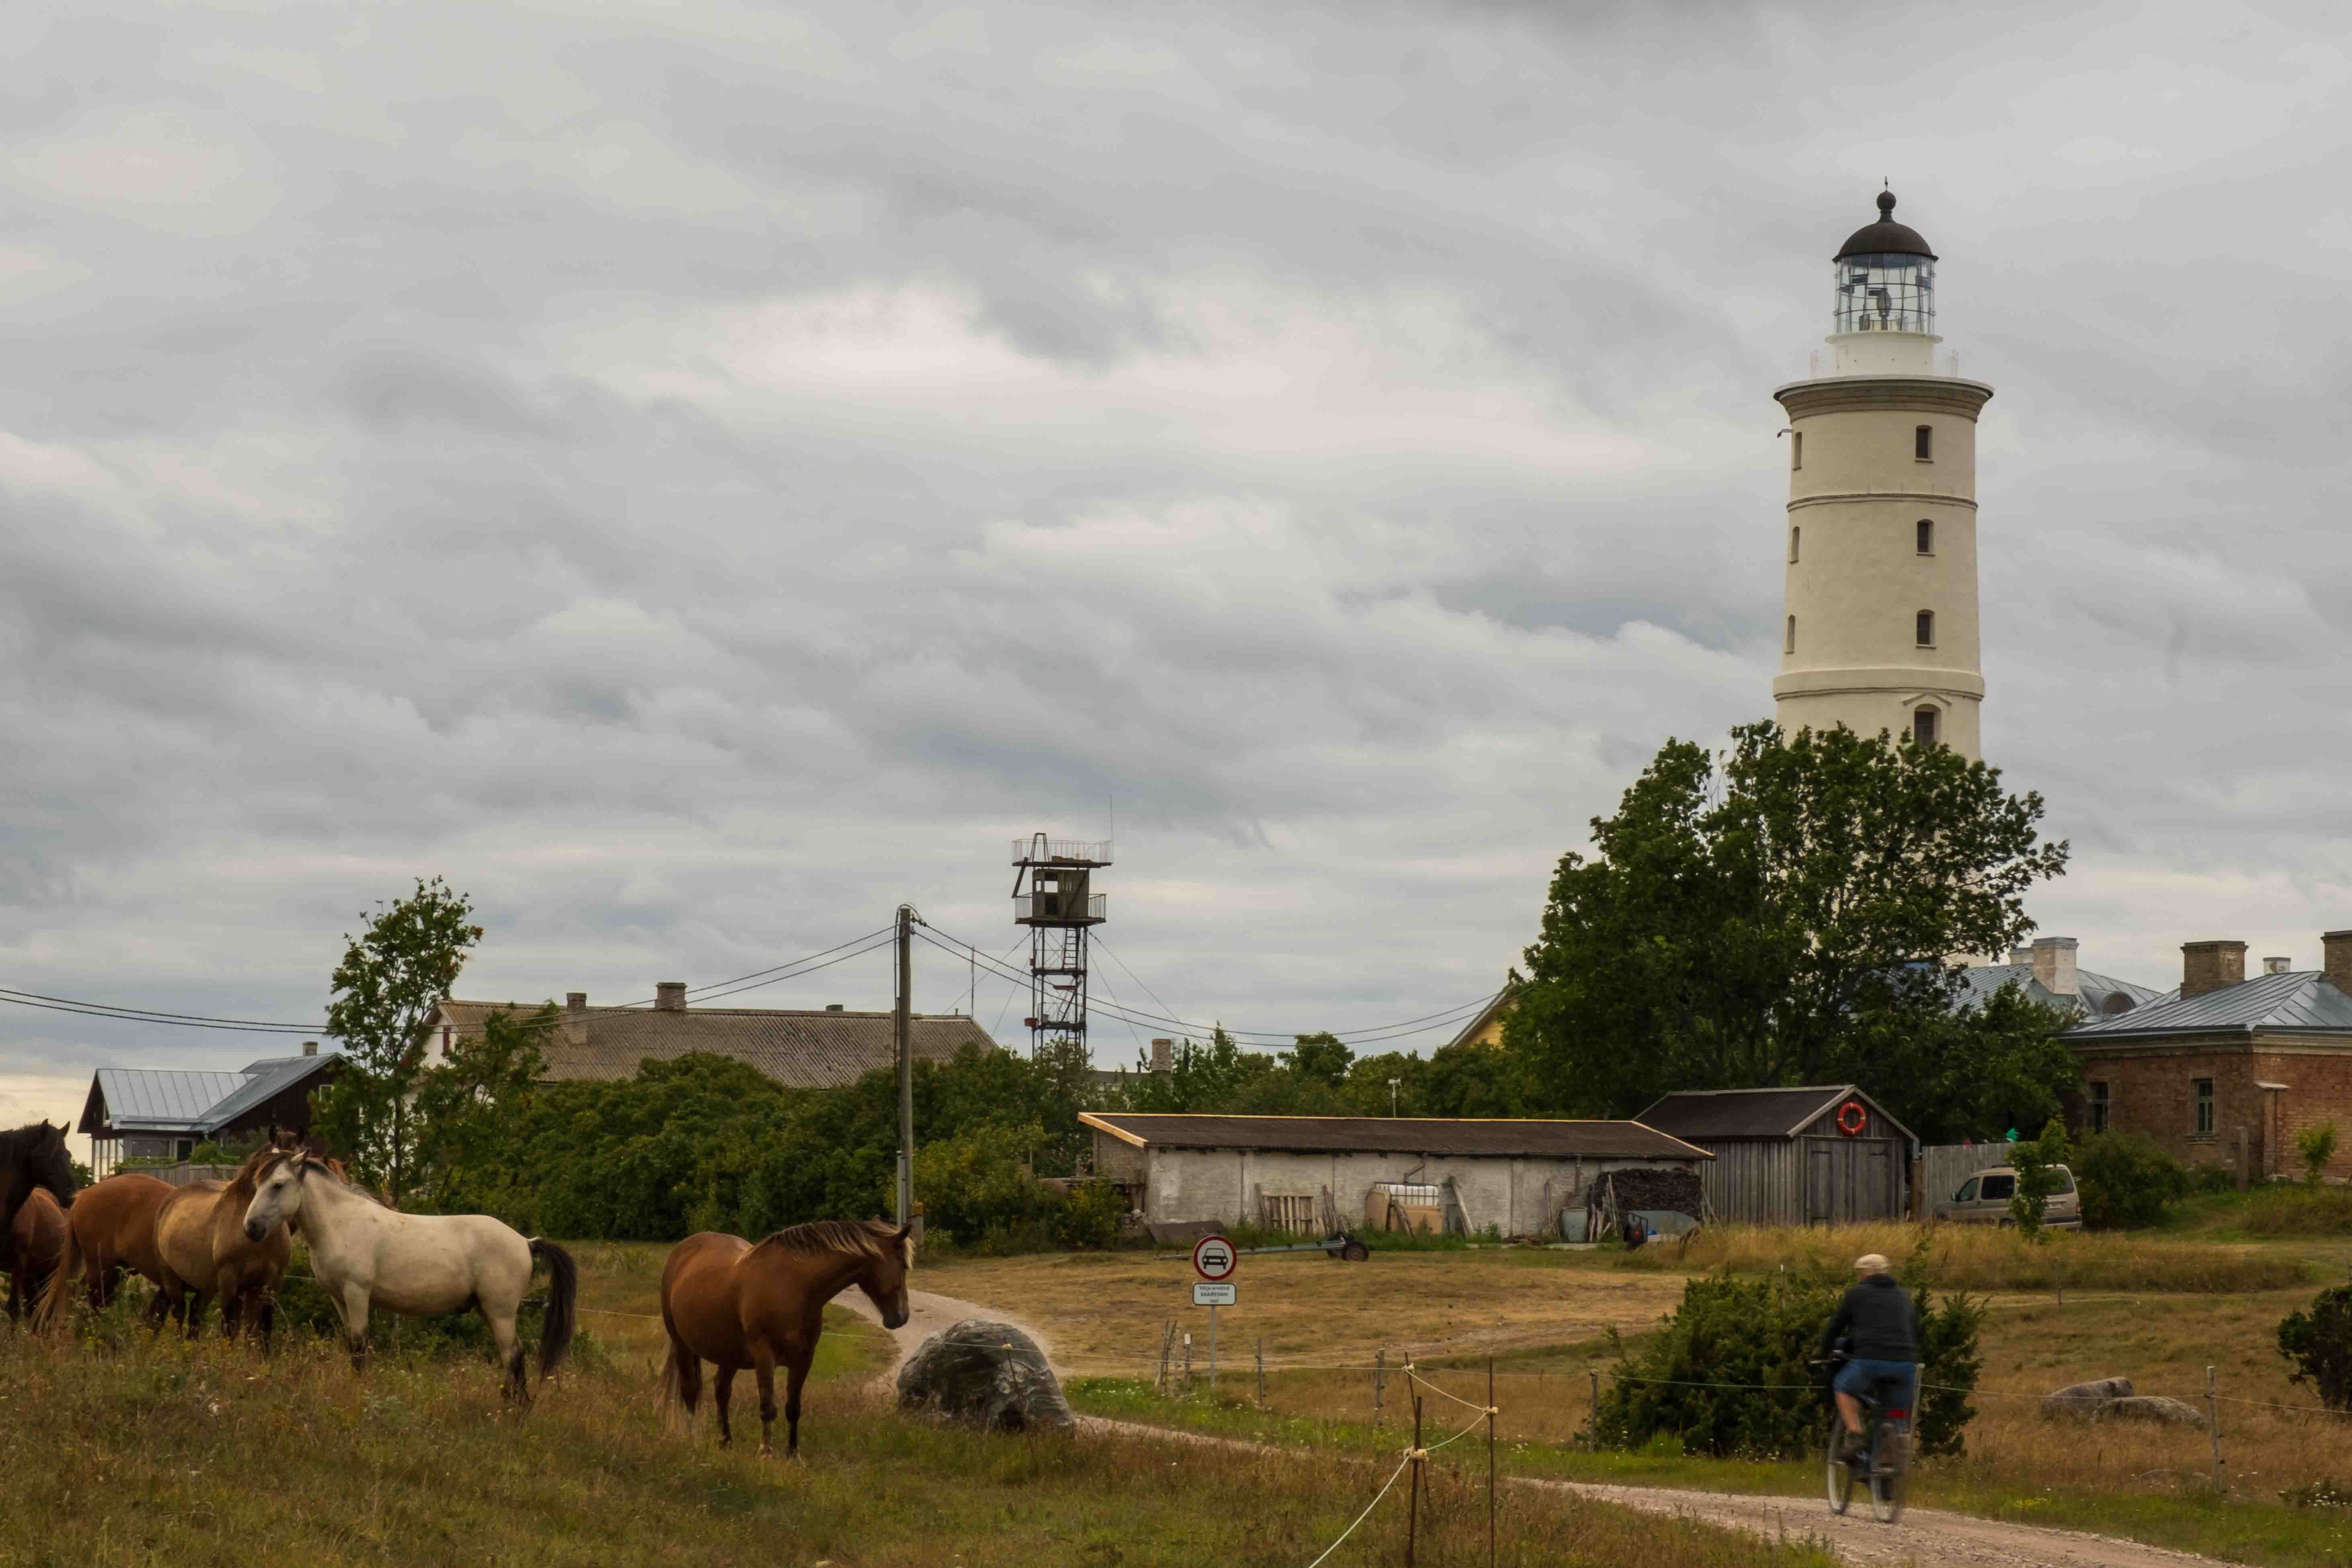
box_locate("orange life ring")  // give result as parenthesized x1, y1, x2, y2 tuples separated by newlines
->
(1835, 1100, 1867, 1136)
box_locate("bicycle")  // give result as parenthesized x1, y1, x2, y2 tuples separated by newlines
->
(1810, 1354, 1909, 1524)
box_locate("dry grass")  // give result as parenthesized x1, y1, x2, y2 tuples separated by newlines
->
(1614, 1223, 2310, 1293)
(916, 1245, 1687, 1373)
(0, 1254, 1827, 1568)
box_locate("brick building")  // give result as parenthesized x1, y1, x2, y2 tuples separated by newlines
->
(2066, 931, 2352, 1182)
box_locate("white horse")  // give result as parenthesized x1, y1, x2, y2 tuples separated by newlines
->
(241, 1152, 576, 1403)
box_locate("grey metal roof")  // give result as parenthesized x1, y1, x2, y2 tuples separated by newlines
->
(2067, 970, 2352, 1038)
(195, 1055, 341, 1133)
(1955, 964, 2166, 1022)
(1636, 1084, 1917, 1145)
(90, 1069, 250, 1130)
(1080, 1112, 1710, 1161)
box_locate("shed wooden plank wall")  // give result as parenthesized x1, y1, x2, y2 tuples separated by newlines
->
(1690, 1138, 1804, 1225)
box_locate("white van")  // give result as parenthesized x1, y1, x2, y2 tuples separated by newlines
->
(1932, 1164, 2082, 1229)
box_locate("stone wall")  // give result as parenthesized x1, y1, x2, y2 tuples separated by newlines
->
(2082, 1041, 2352, 1181)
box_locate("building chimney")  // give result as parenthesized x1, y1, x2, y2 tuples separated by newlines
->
(655, 981, 687, 1013)
(1150, 1038, 1173, 1073)
(566, 991, 587, 1016)
(2030, 937, 2079, 998)
(2324, 930, 2352, 997)
(2008, 947, 2032, 966)
(301, 1040, 318, 1057)
(2264, 956, 2292, 976)
(2181, 941, 2247, 1000)
(825, 1003, 844, 1012)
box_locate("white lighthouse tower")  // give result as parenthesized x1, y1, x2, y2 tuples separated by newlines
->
(1774, 191, 1993, 760)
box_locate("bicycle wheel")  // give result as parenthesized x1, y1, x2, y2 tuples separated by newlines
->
(1823, 1412, 1854, 1515)
(1867, 1419, 1908, 1524)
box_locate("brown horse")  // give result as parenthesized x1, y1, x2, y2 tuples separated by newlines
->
(6, 1189, 68, 1323)
(658, 1220, 912, 1457)
(35, 1173, 179, 1330)
(154, 1153, 290, 1343)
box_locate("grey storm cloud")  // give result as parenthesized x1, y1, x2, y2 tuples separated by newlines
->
(3, 0, 2352, 1125)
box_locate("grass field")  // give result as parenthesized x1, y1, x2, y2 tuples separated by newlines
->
(917, 1244, 1688, 1371)
(1613, 1222, 2314, 1293)
(0, 1243, 1831, 1568)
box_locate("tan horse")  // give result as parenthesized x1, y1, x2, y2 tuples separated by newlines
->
(658, 1220, 912, 1458)
(6, 1189, 67, 1324)
(36, 1173, 182, 1329)
(154, 1153, 290, 1343)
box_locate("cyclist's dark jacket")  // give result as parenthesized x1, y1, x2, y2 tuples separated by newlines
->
(1818, 1273, 1917, 1360)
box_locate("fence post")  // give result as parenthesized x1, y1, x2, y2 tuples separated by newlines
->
(1156, 1319, 1173, 1396)
(1374, 1347, 1386, 1428)
(1487, 1355, 1497, 1568)
(2207, 1365, 2223, 1491)
(1183, 1332, 1192, 1396)
(1407, 1394, 1423, 1568)
(1256, 1337, 1266, 1410)
(1588, 1367, 1600, 1438)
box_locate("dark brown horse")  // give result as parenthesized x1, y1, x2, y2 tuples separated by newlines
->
(658, 1220, 911, 1457)
(35, 1173, 179, 1329)
(6, 1189, 68, 1323)
(0, 1121, 77, 1324)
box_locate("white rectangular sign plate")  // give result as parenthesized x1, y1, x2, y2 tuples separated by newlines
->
(1193, 1281, 1236, 1307)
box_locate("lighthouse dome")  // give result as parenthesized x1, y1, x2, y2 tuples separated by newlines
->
(1835, 189, 1936, 261)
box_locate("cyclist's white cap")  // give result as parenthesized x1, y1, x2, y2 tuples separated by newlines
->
(1854, 1253, 1890, 1274)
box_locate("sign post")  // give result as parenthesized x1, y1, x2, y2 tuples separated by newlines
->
(1192, 1234, 1238, 1389)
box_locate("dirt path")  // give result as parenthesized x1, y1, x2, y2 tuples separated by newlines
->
(850, 1288, 2236, 1568)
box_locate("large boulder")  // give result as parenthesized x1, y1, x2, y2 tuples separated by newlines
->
(2091, 1395, 2208, 1428)
(896, 1319, 1074, 1434)
(2042, 1377, 2134, 1417)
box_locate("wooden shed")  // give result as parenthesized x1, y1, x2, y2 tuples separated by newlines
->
(1635, 1085, 1916, 1226)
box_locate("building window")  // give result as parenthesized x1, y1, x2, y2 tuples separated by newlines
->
(1791, 432, 1802, 470)
(1784, 615, 1795, 654)
(1789, 526, 1800, 563)
(1912, 705, 1938, 746)
(1914, 425, 1933, 461)
(2087, 1080, 2110, 1135)
(1915, 609, 1934, 646)
(2193, 1077, 2215, 1137)
(1917, 518, 1933, 555)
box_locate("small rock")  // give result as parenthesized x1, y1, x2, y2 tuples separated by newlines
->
(2091, 1395, 2208, 1428)
(2041, 1377, 2134, 1417)
(896, 1319, 1074, 1434)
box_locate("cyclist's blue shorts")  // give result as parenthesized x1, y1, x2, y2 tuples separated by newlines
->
(1833, 1357, 1916, 1409)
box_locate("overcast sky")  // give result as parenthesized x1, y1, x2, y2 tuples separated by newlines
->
(5, 2, 2350, 1138)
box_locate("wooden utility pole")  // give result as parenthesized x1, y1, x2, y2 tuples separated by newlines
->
(895, 904, 914, 1228)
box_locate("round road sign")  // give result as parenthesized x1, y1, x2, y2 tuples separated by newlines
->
(1192, 1233, 1237, 1281)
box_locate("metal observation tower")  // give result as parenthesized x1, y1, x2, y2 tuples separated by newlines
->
(1011, 833, 1109, 1060)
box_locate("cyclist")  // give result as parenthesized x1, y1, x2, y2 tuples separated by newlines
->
(1818, 1252, 1916, 1462)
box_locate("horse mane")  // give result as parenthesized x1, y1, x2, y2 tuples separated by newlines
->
(754, 1219, 909, 1267)
(0, 1122, 54, 1162)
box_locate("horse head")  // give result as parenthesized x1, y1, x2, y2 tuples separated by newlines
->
(243, 1151, 314, 1242)
(857, 1221, 915, 1330)
(24, 1120, 77, 1210)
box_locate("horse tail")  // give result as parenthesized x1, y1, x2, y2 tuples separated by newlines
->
(33, 1219, 80, 1334)
(528, 1237, 577, 1381)
(657, 1329, 702, 1429)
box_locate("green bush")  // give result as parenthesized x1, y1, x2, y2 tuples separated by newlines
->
(2075, 1131, 2191, 1230)
(2279, 1275, 2352, 1411)
(1046, 1180, 1127, 1250)
(2299, 1122, 2340, 1188)
(2237, 1186, 2352, 1235)
(2188, 1162, 2237, 1195)
(1589, 1265, 1981, 1459)
(910, 1122, 1048, 1246)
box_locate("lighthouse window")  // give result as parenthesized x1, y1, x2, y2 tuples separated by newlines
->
(1784, 615, 1795, 654)
(1914, 425, 1933, 461)
(1915, 610, 1935, 646)
(1789, 526, 1800, 563)
(1916, 519, 1933, 555)
(1913, 706, 1939, 746)
(1790, 432, 1802, 470)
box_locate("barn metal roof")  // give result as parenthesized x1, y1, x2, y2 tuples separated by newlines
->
(429, 1000, 992, 1089)
(1954, 964, 2165, 1021)
(1635, 1085, 1917, 1144)
(81, 1054, 342, 1136)
(1077, 1112, 1709, 1161)
(2066, 970, 2352, 1038)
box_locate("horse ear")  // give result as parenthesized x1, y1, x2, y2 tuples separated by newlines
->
(894, 1222, 913, 1244)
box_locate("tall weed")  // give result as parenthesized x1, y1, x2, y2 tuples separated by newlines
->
(1617, 1223, 2306, 1292)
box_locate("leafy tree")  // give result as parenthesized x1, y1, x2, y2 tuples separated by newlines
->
(1507, 722, 2069, 1126)
(315, 878, 483, 1204)
(2074, 1131, 2190, 1230)
(911, 1121, 1048, 1245)
(411, 1002, 554, 1213)
(2299, 1122, 2340, 1188)
(2280, 1275, 2352, 1410)
(1282, 1032, 1354, 1089)
(1341, 1051, 1432, 1117)
(2007, 1117, 2071, 1238)
(1125, 1029, 1276, 1113)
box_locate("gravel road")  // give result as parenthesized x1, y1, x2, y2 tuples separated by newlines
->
(847, 1288, 2233, 1568)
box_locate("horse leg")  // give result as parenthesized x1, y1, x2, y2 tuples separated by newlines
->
(257, 1291, 277, 1352)
(339, 1282, 373, 1371)
(783, 1351, 812, 1461)
(713, 1365, 737, 1447)
(488, 1306, 526, 1406)
(752, 1344, 778, 1458)
(182, 1288, 210, 1340)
